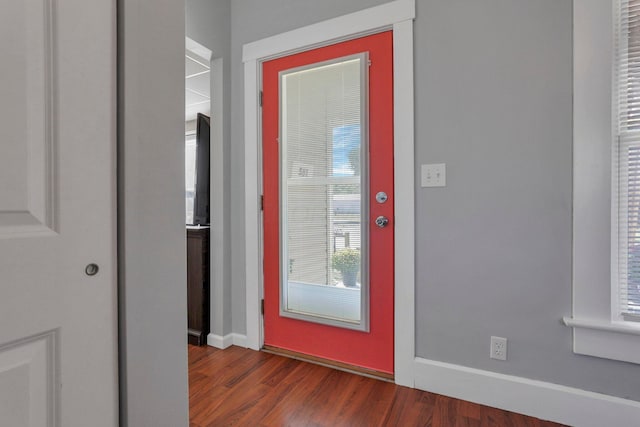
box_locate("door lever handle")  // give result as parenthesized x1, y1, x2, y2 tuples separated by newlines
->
(375, 216, 389, 228)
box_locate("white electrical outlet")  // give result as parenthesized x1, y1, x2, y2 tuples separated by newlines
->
(490, 336, 507, 361)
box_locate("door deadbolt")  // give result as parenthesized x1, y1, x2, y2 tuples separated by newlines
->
(375, 192, 388, 204)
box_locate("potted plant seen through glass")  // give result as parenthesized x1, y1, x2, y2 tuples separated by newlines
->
(332, 248, 360, 288)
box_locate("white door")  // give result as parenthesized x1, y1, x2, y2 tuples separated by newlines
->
(0, 1, 117, 426)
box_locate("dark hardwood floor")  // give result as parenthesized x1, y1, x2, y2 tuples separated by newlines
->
(189, 345, 565, 427)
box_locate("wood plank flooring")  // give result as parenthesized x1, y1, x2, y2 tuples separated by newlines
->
(189, 345, 566, 427)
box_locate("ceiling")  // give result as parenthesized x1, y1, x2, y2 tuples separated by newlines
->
(186, 52, 210, 121)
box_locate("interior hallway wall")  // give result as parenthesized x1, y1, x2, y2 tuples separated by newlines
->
(186, 0, 233, 338)
(118, 0, 189, 425)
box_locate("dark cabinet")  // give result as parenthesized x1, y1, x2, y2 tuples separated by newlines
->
(187, 226, 209, 346)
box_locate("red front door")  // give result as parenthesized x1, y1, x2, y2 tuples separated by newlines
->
(262, 31, 394, 374)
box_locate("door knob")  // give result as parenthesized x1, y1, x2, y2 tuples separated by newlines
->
(85, 263, 99, 276)
(375, 216, 389, 228)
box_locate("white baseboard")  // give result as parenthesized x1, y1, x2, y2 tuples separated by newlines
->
(413, 357, 640, 427)
(207, 333, 248, 350)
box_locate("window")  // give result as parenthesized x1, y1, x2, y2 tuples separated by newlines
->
(568, 0, 640, 365)
(615, 0, 640, 319)
(185, 133, 196, 225)
(278, 55, 367, 328)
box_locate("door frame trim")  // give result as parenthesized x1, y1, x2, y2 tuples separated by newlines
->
(242, 0, 416, 387)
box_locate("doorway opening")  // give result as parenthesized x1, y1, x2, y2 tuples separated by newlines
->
(185, 41, 212, 346)
(242, 0, 416, 387)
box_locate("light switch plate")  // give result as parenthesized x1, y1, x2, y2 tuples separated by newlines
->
(421, 163, 446, 187)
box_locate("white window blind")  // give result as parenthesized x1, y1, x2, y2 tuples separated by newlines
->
(616, 0, 640, 318)
(279, 54, 368, 328)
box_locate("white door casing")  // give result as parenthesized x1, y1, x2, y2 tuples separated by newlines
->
(0, 1, 117, 426)
(243, 0, 416, 386)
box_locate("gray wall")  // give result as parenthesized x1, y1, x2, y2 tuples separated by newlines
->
(187, 0, 231, 61)
(186, 0, 233, 337)
(225, 0, 640, 402)
(413, 0, 640, 401)
(118, 0, 189, 425)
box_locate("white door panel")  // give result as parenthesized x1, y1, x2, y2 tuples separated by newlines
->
(0, 0, 54, 236)
(0, 333, 55, 427)
(0, 0, 117, 426)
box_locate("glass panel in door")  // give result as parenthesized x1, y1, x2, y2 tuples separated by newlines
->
(279, 54, 369, 330)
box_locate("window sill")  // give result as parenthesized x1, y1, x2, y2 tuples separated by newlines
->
(563, 317, 640, 365)
(563, 317, 640, 336)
